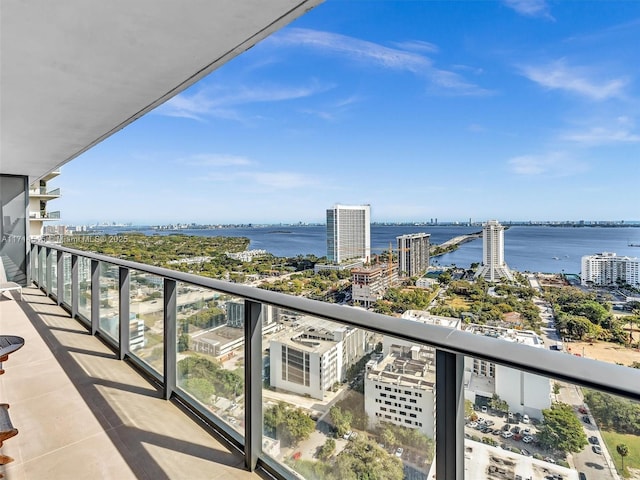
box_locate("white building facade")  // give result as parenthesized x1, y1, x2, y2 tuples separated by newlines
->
(269, 317, 366, 400)
(397, 233, 430, 278)
(326, 204, 371, 264)
(581, 252, 640, 288)
(475, 220, 514, 282)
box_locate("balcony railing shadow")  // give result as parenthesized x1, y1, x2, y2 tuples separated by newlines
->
(0, 288, 264, 480)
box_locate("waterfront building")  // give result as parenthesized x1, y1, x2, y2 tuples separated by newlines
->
(475, 219, 514, 282)
(581, 252, 640, 288)
(28, 170, 61, 240)
(396, 232, 430, 278)
(351, 263, 398, 309)
(326, 204, 371, 264)
(269, 316, 366, 400)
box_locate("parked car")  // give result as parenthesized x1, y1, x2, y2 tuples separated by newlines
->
(522, 436, 533, 444)
(343, 430, 352, 440)
(582, 415, 591, 424)
(502, 424, 510, 432)
(395, 447, 404, 458)
(522, 414, 530, 424)
(589, 436, 599, 445)
(467, 421, 478, 428)
(492, 429, 502, 435)
(511, 426, 521, 434)
(502, 431, 513, 439)
(592, 445, 602, 454)
(485, 420, 495, 427)
(521, 448, 531, 456)
(579, 473, 587, 480)
(578, 406, 588, 414)
(481, 405, 488, 413)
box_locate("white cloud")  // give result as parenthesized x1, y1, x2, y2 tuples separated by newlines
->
(519, 59, 628, 100)
(503, 0, 555, 20)
(182, 154, 253, 167)
(271, 28, 490, 96)
(562, 127, 640, 145)
(155, 81, 333, 120)
(507, 152, 588, 176)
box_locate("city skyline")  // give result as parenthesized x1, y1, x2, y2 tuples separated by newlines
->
(52, 1, 640, 224)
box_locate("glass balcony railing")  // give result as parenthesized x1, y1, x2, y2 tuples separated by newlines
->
(30, 210, 61, 220)
(29, 187, 61, 196)
(30, 241, 640, 480)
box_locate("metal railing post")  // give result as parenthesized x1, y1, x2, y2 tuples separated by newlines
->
(435, 350, 464, 480)
(91, 259, 99, 335)
(56, 251, 64, 305)
(244, 300, 263, 471)
(163, 278, 177, 400)
(45, 247, 52, 296)
(71, 255, 79, 319)
(37, 245, 44, 287)
(118, 267, 130, 360)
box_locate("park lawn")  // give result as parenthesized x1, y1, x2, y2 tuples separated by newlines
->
(600, 430, 640, 478)
(447, 297, 470, 310)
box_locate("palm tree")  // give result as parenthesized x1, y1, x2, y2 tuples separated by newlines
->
(617, 443, 629, 475)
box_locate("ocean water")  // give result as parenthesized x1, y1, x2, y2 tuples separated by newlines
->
(99, 225, 640, 275)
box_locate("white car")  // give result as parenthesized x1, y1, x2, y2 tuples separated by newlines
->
(395, 447, 404, 458)
(502, 431, 513, 439)
(522, 414, 530, 424)
(467, 422, 478, 428)
(343, 430, 352, 440)
(522, 436, 533, 443)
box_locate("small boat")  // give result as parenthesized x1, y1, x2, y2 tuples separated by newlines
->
(629, 243, 640, 247)
(552, 256, 560, 260)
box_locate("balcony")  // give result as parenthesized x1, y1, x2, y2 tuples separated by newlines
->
(8, 242, 638, 480)
(28, 187, 61, 198)
(29, 211, 61, 221)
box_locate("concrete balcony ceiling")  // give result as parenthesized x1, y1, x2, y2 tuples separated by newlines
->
(0, 0, 322, 181)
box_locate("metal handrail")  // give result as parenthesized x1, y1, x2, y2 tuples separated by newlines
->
(33, 241, 640, 402)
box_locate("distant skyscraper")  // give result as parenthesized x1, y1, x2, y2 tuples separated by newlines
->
(397, 233, 430, 278)
(326, 204, 371, 264)
(475, 220, 514, 282)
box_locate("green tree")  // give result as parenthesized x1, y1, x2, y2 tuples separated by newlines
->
(617, 443, 629, 475)
(330, 406, 353, 437)
(538, 403, 588, 453)
(264, 402, 315, 447)
(177, 332, 190, 352)
(317, 438, 336, 461)
(335, 437, 403, 480)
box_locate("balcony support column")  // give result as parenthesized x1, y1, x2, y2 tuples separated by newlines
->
(118, 267, 130, 360)
(45, 246, 52, 296)
(163, 278, 177, 400)
(435, 350, 464, 480)
(56, 250, 64, 305)
(244, 300, 263, 471)
(90, 259, 99, 335)
(71, 255, 79, 319)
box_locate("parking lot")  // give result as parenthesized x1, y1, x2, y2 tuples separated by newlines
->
(465, 408, 560, 464)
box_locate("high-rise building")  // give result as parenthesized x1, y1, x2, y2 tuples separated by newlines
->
(581, 252, 640, 288)
(326, 204, 371, 264)
(475, 220, 514, 282)
(351, 263, 398, 308)
(397, 233, 431, 278)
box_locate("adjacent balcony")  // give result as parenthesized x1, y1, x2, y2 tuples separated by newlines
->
(28, 211, 61, 221)
(2, 242, 638, 480)
(28, 187, 61, 198)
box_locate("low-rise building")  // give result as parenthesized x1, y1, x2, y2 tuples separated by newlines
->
(463, 324, 551, 418)
(351, 263, 398, 309)
(269, 316, 366, 400)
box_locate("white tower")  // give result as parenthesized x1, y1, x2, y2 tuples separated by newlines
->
(475, 220, 513, 281)
(326, 204, 371, 264)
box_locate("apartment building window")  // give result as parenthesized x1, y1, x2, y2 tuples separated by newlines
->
(410, 399, 417, 403)
(410, 413, 417, 418)
(400, 411, 406, 416)
(385, 400, 391, 405)
(281, 345, 310, 386)
(390, 395, 396, 399)
(399, 397, 406, 402)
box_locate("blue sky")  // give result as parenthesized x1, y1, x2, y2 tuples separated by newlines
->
(56, 0, 640, 225)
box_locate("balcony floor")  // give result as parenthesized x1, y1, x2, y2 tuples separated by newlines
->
(0, 287, 263, 480)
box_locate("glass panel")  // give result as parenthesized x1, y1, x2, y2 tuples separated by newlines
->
(62, 253, 71, 306)
(31, 244, 37, 282)
(78, 257, 92, 320)
(175, 284, 244, 435)
(50, 250, 57, 296)
(463, 349, 636, 480)
(261, 310, 435, 479)
(129, 270, 164, 374)
(98, 262, 119, 343)
(0, 175, 27, 285)
(39, 247, 46, 288)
